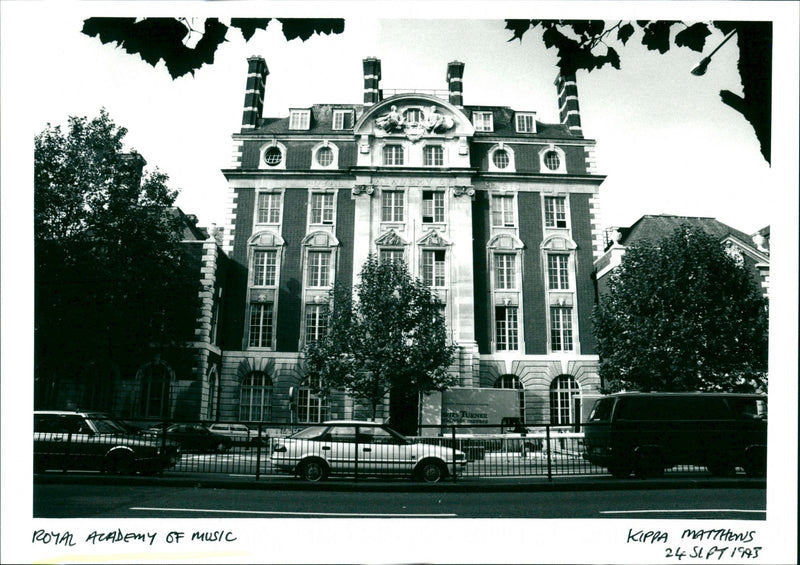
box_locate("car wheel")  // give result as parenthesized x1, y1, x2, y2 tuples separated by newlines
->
(104, 451, 135, 475)
(298, 458, 328, 482)
(417, 460, 447, 483)
(743, 446, 766, 477)
(634, 448, 664, 479)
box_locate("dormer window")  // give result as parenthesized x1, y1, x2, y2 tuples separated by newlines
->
(472, 111, 494, 132)
(515, 113, 536, 133)
(544, 150, 560, 170)
(539, 145, 567, 173)
(289, 109, 311, 130)
(332, 109, 353, 130)
(263, 147, 283, 167)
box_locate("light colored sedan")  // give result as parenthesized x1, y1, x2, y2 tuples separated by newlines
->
(271, 420, 466, 483)
(207, 423, 268, 446)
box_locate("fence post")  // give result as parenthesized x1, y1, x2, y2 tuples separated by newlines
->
(255, 422, 263, 481)
(451, 426, 457, 482)
(354, 430, 359, 482)
(546, 425, 553, 482)
(160, 422, 167, 477)
(63, 432, 72, 473)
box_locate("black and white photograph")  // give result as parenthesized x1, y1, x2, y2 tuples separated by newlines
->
(1, 1, 797, 563)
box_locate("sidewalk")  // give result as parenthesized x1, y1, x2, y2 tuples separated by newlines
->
(34, 470, 767, 493)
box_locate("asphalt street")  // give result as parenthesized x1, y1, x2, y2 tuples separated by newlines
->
(34, 476, 766, 519)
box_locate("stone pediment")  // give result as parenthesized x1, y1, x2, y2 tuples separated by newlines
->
(375, 229, 408, 247)
(354, 94, 474, 140)
(417, 229, 451, 247)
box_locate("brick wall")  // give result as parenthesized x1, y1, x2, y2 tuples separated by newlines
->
(519, 192, 546, 353)
(570, 192, 597, 354)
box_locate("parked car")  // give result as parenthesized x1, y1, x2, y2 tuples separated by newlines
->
(33, 411, 180, 474)
(144, 423, 233, 453)
(207, 423, 268, 446)
(271, 420, 467, 483)
(582, 392, 767, 478)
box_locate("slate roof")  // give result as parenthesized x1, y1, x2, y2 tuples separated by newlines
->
(616, 215, 754, 248)
(250, 103, 576, 139)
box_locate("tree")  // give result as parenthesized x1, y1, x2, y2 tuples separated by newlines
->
(81, 18, 345, 79)
(593, 226, 768, 393)
(506, 20, 771, 163)
(34, 109, 200, 407)
(304, 256, 457, 433)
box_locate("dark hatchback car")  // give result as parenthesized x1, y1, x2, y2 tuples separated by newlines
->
(146, 423, 233, 453)
(34, 411, 180, 474)
(583, 392, 767, 478)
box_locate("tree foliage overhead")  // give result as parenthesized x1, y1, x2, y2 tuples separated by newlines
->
(593, 226, 768, 394)
(304, 256, 457, 423)
(506, 20, 771, 163)
(35, 109, 200, 383)
(81, 17, 345, 79)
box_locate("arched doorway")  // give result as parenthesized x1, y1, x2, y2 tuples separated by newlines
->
(138, 360, 174, 419)
(494, 374, 525, 423)
(549, 374, 581, 425)
(206, 367, 219, 421)
(239, 370, 273, 422)
(296, 375, 329, 423)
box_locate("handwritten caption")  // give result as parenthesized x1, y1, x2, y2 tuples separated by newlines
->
(32, 528, 237, 548)
(627, 527, 762, 561)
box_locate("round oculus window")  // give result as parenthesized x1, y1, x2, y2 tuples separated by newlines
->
(493, 149, 510, 169)
(544, 150, 561, 171)
(264, 147, 283, 166)
(316, 146, 334, 167)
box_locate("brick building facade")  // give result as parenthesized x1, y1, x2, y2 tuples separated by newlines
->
(214, 56, 606, 429)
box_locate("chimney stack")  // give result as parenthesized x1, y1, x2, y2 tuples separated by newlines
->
(447, 61, 465, 107)
(241, 56, 269, 130)
(555, 72, 583, 136)
(362, 57, 382, 105)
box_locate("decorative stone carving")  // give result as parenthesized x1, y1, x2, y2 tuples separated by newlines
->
(352, 184, 375, 196)
(374, 104, 455, 140)
(453, 185, 475, 198)
(418, 229, 450, 247)
(724, 242, 745, 266)
(375, 229, 408, 247)
(375, 105, 405, 132)
(424, 105, 454, 133)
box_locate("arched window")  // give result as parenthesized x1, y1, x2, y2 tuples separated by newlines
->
(550, 375, 580, 425)
(240, 371, 273, 422)
(140, 362, 172, 419)
(495, 375, 525, 422)
(206, 367, 218, 421)
(297, 377, 329, 423)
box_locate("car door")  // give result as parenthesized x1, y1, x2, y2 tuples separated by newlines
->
(357, 425, 414, 476)
(318, 425, 358, 473)
(228, 424, 251, 444)
(34, 414, 96, 471)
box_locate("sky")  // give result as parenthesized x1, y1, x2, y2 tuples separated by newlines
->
(1, 2, 798, 564)
(2, 3, 796, 237)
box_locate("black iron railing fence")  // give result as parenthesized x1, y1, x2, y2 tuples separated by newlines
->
(32, 416, 761, 481)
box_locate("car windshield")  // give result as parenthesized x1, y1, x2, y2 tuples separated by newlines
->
(289, 426, 328, 440)
(89, 416, 130, 434)
(588, 399, 614, 422)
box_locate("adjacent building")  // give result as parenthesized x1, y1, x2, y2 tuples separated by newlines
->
(594, 215, 770, 299)
(216, 56, 606, 429)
